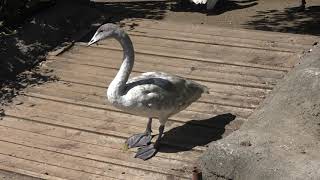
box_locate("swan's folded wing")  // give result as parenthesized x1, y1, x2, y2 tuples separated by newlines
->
(125, 72, 208, 114)
(127, 72, 185, 91)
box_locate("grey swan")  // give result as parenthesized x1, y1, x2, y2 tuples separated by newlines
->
(88, 23, 209, 160)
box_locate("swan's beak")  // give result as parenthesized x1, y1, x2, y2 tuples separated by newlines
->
(87, 38, 97, 46)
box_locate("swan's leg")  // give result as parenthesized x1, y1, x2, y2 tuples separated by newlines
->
(134, 125, 165, 160)
(298, 0, 306, 11)
(126, 118, 153, 148)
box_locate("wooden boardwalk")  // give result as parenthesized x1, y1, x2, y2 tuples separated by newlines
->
(0, 19, 318, 179)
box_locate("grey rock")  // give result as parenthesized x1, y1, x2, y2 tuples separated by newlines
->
(200, 44, 320, 180)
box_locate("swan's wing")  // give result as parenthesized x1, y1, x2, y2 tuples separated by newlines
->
(126, 72, 185, 97)
(128, 72, 180, 83)
(127, 72, 208, 94)
(142, 72, 209, 93)
(125, 72, 209, 114)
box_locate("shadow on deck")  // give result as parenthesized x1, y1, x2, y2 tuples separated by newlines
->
(245, 5, 320, 36)
(160, 113, 236, 153)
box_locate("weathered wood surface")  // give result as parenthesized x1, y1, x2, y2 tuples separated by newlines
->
(1, 19, 318, 179)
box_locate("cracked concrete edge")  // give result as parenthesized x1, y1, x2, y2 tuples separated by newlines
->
(199, 43, 320, 180)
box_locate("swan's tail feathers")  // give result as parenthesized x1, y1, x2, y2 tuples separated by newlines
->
(190, 81, 210, 94)
(200, 84, 210, 94)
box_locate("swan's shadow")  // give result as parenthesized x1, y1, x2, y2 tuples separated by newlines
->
(158, 113, 236, 153)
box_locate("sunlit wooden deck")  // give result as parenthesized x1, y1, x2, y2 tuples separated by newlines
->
(0, 19, 318, 179)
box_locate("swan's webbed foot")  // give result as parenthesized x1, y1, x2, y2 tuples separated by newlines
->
(135, 144, 158, 160)
(134, 124, 165, 160)
(126, 133, 152, 148)
(126, 118, 153, 148)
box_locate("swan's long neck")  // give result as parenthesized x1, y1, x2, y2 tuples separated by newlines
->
(107, 29, 134, 102)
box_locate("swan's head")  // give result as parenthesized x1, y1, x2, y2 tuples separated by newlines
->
(88, 23, 120, 46)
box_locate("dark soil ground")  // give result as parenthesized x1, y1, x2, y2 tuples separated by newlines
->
(0, 0, 99, 106)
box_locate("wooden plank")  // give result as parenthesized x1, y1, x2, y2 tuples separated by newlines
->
(11, 94, 247, 130)
(125, 31, 306, 53)
(96, 42, 294, 68)
(123, 26, 316, 52)
(2, 110, 210, 155)
(47, 61, 276, 90)
(127, 34, 296, 53)
(47, 49, 276, 95)
(0, 157, 101, 180)
(26, 89, 253, 121)
(25, 87, 255, 118)
(115, 31, 299, 55)
(0, 166, 60, 180)
(0, 116, 204, 159)
(30, 80, 262, 109)
(0, 151, 117, 180)
(16, 93, 246, 142)
(55, 48, 286, 82)
(77, 41, 295, 69)
(75, 42, 292, 72)
(47, 57, 275, 90)
(7, 95, 244, 131)
(5, 97, 241, 138)
(0, 122, 195, 179)
(48, 71, 269, 99)
(121, 19, 319, 45)
(58, 47, 287, 78)
(0, 140, 177, 180)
